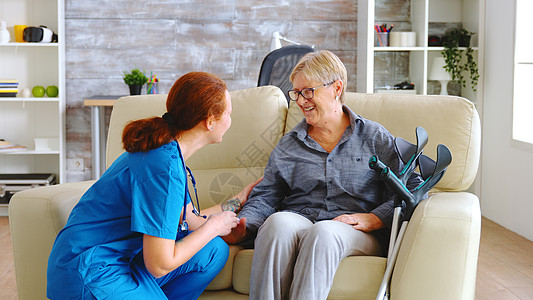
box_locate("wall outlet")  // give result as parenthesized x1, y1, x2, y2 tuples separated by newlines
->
(67, 158, 84, 171)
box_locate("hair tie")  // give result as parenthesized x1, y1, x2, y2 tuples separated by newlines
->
(162, 112, 177, 128)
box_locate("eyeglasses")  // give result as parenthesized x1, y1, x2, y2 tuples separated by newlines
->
(179, 166, 207, 234)
(287, 81, 335, 101)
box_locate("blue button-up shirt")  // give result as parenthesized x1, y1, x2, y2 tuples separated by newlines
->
(239, 106, 423, 248)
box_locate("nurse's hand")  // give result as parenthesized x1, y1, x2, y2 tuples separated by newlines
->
(207, 211, 239, 236)
(222, 217, 247, 244)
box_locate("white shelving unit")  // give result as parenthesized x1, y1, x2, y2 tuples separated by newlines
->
(357, 0, 484, 103)
(0, 0, 65, 214)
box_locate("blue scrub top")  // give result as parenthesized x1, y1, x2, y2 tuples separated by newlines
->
(47, 141, 190, 299)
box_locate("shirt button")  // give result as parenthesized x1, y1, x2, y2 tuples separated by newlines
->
(171, 155, 177, 159)
(328, 159, 332, 162)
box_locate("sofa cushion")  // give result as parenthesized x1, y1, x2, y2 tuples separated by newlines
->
(285, 93, 481, 192)
(206, 245, 244, 290)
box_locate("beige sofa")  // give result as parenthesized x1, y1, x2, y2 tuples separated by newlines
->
(10, 86, 481, 300)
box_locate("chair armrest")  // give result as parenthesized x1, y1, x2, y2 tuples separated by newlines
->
(9, 180, 94, 300)
(391, 192, 481, 300)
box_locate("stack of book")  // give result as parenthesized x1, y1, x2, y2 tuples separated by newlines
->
(0, 79, 19, 97)
(0, 139, 26, 152)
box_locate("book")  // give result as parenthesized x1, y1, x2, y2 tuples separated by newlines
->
(0, 93, 17, 97)
(0, 139, 26, 152)
(0, 83, 18, 88)
(0, 79, 18, 83)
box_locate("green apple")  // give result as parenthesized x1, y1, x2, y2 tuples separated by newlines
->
(32, 86, 45, 97)
(46, 85, 59, 97)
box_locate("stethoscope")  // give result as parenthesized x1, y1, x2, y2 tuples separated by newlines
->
(176, 141, 207, 234)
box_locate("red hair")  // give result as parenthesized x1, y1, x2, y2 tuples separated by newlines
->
(122, 72, 227, 152)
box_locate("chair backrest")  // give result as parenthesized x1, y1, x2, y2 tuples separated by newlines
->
(257, 45, 315, 103)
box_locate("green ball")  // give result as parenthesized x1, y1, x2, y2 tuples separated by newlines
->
(46, 85, 59, 97)
(32, 86, 45, 97)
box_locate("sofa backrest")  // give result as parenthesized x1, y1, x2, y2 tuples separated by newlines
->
(106, 86, 288, 208)
(285, 93, 481, 192)
(107, 87, 480, 207)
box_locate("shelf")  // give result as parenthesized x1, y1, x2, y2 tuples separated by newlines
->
(1, 150, 60, 155)
(0, 42, 59, 47)
(374, 47, 426, 52)
(357, 0, 481, 99)
(374, 47, 479, 52)
(0, 0, 65, 183)
(0, 97, 60, 102)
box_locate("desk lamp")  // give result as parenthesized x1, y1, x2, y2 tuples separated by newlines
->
(429, 56, 452, 95)
(270, 31, 315, 52)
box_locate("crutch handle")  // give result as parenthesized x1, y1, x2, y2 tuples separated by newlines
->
(369, 155, 414, 208)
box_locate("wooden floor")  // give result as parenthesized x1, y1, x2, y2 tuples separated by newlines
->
(1, 216, 533, 299)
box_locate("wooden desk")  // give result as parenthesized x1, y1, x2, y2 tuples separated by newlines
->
(84, 95, 125, 179)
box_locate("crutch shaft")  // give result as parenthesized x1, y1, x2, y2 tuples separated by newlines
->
(376, 221, 408, 300)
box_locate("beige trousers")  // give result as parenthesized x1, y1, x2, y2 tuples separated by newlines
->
(249, 211, 382, 300)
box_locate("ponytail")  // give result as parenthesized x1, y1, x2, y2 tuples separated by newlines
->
(122, 72, 227, 153)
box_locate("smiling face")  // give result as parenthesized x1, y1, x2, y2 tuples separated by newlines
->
(292, 74, 341, 128)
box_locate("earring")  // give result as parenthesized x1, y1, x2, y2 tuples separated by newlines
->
(335, 95, 339, 101)
(208, 126, 213, 131)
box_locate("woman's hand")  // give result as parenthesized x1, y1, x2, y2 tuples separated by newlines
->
(206, 211, 240, 237)
(222, 217, 248, 244)
(333, 213, 384, 232)
(235, 177, 263, 207)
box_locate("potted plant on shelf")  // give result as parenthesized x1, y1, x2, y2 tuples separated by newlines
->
(441, 28, 479, 92)
(122, 69, 148, 95)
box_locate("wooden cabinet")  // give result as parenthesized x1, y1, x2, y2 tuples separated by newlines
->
(0, 0, 65, 184)
(357, 0, 483, 103)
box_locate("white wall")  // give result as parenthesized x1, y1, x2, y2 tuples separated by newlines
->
(481, 0, 533, 241)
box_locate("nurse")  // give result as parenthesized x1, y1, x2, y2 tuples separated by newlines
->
(47, 72, 260, 299)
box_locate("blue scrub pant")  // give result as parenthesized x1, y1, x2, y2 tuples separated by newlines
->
(84, 236, 229, 300)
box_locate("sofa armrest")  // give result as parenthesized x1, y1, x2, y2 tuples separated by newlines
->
(9, 180, 94, 300)
(390, 192, 481, 300)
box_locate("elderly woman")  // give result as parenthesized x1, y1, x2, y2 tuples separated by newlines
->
(224, 50, 423, 300)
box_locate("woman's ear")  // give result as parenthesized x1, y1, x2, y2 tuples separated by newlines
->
(205, 115, 215, 131)
(334, 79, 344, 97)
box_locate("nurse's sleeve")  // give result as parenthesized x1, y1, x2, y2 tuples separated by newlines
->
(130, 170, 185, 240)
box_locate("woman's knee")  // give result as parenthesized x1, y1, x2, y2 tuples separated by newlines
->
(299, 221, 348, 247)
(256, 212, 311, 245)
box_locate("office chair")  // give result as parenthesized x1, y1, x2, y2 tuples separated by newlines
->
(257, 45, 315, 104)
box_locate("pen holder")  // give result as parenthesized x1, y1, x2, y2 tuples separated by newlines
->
(147, 81, 159, 94)
(375, 32, 389, 47)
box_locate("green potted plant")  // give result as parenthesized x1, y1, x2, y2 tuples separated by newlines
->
(441, 28, 479, 92)
(123, 69, 148, 95)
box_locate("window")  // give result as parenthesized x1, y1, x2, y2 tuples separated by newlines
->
(513, 0, 533, 144)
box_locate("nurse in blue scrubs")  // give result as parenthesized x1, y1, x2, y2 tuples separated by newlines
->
(47, 72, 260, 299)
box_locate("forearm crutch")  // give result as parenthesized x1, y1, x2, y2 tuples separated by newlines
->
(369, 128, 452, 300)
